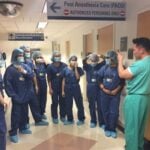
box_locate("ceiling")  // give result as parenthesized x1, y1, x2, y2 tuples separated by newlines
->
(0, 0, 87, 51)
(0, 0, 134, 52)
(0, 0, 86, 35)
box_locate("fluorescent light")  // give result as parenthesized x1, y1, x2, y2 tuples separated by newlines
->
(37, 22, 47, 29)
(42, 1, 47, 14)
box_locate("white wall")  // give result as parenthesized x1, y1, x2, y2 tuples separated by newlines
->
(55, 0, 150, 124)
(58, 0, 150, 65)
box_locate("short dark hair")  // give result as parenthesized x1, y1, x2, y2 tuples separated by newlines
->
(132, 37, 150, 52)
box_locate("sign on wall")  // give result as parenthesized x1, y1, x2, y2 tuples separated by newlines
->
(47, 0, 126, 20)
(8, 33, 44, 41)
(128, 48, 134, 60)
(120, 36, 128, 52)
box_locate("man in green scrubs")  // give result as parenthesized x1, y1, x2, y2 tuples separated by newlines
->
(117, 37, 150, 150)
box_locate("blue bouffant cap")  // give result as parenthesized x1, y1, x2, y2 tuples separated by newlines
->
(11, 48, 24, 64)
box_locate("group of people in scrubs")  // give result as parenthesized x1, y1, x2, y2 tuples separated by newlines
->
(0, 37, 150, 150)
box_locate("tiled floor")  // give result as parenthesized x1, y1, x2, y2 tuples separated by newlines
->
(5, 95, 125, 150)
(31, 133, 97, 150)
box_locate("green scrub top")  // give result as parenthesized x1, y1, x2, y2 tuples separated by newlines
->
(127, 56, 150, 95)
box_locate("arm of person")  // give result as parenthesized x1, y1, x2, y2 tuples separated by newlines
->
(110, 85, 123, 96)
(0, 93, 10, 108)
(18, 64, 34, 79)
(33, 76, 39, 94)
(46, 65, 53, 95)
(62, 78, 65, 97)
(48, 80, 53, 95)
(100, 83, 111, 95)
(4, 69, 20, 102)
(74, 63, 80, 80)
(117, 52, 133, 79)
(82, 57, 88, 65)
(82, 56, 91, 71)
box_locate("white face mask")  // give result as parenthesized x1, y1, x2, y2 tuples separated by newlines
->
(105, 59, 111, 65)
(17, 57, 24, 63)
(0, 60, 5, 68)
(36, 58, 44, 63)
(25, 52, 30, 58)
(53, 57, 61, 62)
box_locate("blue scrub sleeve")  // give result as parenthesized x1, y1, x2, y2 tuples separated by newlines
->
(97, 61, 106, 69)
(78, 67, 84, 76)
(83, 63, 91, 71)
(46, 65, 52, 81)
(4, 69, 19, 102)
(22, 64, 34, 78)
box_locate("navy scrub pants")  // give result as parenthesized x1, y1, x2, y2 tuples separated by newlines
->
(38, 80, 47, 116)
(65, 84, 85, 122)
(0, 105, 6, 150)
(51, 90, 66, 119)
(87, 83, 104, 126)
(101, 91, 121, 131)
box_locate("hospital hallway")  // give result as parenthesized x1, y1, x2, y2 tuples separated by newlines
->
(4, 92, 150, 150)
(5, 94, 125, 150)
(0, 0, 150, 150)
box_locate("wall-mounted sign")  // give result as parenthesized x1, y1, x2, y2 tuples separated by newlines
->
(128, 48, 134, 60)
(8, 33, 44, 41)
(47, 0, 126, 20)
(120, 36, 128, 52)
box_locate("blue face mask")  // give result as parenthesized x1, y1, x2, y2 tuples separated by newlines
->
(25, 53, 30, 58)
(0, 60, 5, 68)
(105, 59, 111, 65)
(53, 57, 61, 62)
(17, 57, 24, 63)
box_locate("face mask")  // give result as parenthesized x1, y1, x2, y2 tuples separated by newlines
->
(105, 59, 111, 65)
(25, 53, 30, 58)
(0, 60, 5, 68)
(36, 58, 43, 63)
(17, 57, 24, 63)
(53, 57, 61, 62)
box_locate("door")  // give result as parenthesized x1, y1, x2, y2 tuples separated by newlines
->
(97, 24, 114, 55)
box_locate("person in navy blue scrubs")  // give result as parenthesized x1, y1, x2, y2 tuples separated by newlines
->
(32, 51, 47, 119)
(0, 62, 9, 150)
(4, 48, 48, 143)
(47, 51, 67, 124)
(20, 46, 48, 127)
(83, 53, 105, 128)
(62, 55, 85, 125)
(98, 50, 125, 138)
(4, 48, 34, 143)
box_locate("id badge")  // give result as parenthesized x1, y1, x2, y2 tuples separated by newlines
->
(91, 78, 96, 82)
(39, 73, 44, 76)
(19, 77, 25, 81)
(56, 73, 60, 77)
(106, 78, 112, 82)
